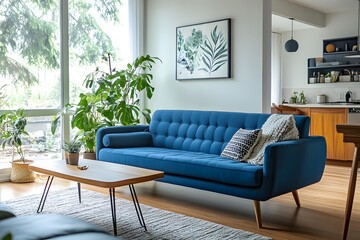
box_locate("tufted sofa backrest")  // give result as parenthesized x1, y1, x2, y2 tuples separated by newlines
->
(149, 110, 310, 155)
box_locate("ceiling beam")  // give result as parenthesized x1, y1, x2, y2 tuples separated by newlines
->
(272, 0, 325, 28)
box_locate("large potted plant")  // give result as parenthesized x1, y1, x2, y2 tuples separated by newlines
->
(52, 54, 161, 158)
(0, 109, 35, 183)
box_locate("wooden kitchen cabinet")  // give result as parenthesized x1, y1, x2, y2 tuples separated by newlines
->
(310, 108, 354, 161)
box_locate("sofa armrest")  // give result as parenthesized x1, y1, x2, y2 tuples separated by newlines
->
(260, 136, 327, 200)
(96, 125, 149, 159)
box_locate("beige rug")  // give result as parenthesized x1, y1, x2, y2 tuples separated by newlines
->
(5, 188, 271, 240)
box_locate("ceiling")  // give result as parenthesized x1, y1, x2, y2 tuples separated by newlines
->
(285, 0, 357, 14)
(273, 0, 358, 32)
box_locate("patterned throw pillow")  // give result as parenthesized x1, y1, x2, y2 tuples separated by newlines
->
(221, 128, 262, 161)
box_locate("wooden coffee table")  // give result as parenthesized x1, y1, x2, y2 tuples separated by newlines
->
(29, 159, 164, 235)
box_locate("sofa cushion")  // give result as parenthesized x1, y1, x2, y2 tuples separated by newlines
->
(103, 132, 152, 148)
(0, 214, 112, 240)
(221, 128, 262, 161)
(98, 147, 263, 187)
(0, 203, 15, 221)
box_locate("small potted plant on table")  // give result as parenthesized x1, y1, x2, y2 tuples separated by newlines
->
(62, 140, 82, 165)
(0, 109, 35, 183)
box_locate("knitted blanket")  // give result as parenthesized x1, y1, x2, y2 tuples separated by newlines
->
(245, 114, 299, 165)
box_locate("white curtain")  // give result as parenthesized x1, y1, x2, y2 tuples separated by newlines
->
(271, 32, 282, 105)
(129, 0, 144, 61)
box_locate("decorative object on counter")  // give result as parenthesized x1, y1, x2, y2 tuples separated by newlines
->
(289, 91, 298, 104)
(285, 18, 298, 52)
(320, 74, 325, 83)
(288, 91, 307, 104)
(317, 94, 327, 103)
(299, 91, 306, 104)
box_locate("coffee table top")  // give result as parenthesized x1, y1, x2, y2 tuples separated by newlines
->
(29, 159, 164, 188)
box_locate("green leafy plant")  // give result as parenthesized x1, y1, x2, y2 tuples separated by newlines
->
(1, 233, 12, 240)
(62, 140, 82, 153)
(299, 91, 306, 104)
(325, 72, 332, 78)
(52, 54, 161, 153)
(0, 109, 29, 162)
(199, 25, 228, 74)
(289, 91, 298, 104)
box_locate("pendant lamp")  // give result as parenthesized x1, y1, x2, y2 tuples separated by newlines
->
(285, 18, 299, 52)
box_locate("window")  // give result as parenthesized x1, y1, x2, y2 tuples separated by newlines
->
(0, 0, 132, 166)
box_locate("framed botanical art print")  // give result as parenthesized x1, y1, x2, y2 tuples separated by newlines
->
(176, 18, 231, 80)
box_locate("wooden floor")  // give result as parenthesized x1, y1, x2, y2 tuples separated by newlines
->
(0, 164, 359, 240)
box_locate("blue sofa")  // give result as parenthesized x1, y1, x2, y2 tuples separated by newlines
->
(96, 109, 327, 227)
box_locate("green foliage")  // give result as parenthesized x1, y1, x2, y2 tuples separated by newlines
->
(0, 0, 121, 85)
(0, 109, 29, 162)
(1, 233, 12, 240)
(52, 54, 161, 153)
(62, 140, 82, 153)
(177, 29, 203, 73)
(199, 25, 228, 74)
(0, 85, 7, 108)
(289, 92, 298, 104)
(299, 91, 306, 104)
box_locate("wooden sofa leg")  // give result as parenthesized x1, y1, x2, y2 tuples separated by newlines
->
(292, 190, 301, 207)
(253, 200, 262, 228)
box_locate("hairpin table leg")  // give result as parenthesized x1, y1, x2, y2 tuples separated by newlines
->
(109, 188, 117, 235)
(37, 175, 54, 213)
(129, 184, 147, 231)
(77, 182, 81, 203)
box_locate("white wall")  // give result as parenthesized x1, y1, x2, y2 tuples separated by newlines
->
(281, 9, 360, 103)
(144, 0, 270, 113)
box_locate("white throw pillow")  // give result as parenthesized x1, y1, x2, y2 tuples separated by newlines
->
(221, 128, 262, 161)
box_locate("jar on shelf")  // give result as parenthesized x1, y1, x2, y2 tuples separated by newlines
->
(320, 74, 325, 83)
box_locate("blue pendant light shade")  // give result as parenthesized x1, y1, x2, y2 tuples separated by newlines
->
(285, 18, 298, 52)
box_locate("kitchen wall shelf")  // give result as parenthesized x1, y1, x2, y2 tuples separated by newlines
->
(308, 36, 360, 84)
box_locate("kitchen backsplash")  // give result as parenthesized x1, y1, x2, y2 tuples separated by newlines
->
(282, 86, 360, 104)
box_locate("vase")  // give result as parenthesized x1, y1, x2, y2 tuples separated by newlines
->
(10, 159, 36, 183)
(67, 153, 80, 165)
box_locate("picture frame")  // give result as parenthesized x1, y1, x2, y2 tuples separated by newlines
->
(176, 18, 231, 80)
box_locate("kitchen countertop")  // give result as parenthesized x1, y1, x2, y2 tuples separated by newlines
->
(283, 103, 360, 108)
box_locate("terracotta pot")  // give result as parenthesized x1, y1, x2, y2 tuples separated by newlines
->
(67, 153, 79, 165)
(10, 159, 36, 183)
(83, 152, 96, 160)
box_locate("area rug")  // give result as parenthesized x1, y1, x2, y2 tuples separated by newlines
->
(5, 188, 270, 240)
